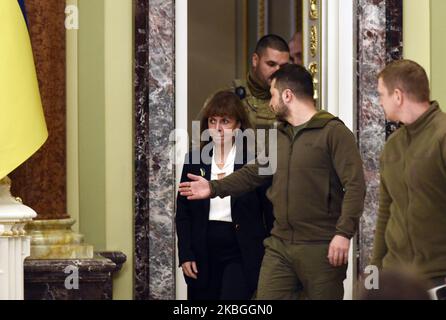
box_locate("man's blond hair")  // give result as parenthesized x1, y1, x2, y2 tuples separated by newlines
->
(379, 60, 430, 103)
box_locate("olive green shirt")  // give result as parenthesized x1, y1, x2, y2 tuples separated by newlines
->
(210, 111, 366, 243)
(371, 101, 446, 280)
(288, 121, 309, 139)
(232, 77, 277, 131)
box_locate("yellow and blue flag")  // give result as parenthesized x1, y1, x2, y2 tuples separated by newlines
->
(18, 0, 27, 22)
(0, 0, 48, 179)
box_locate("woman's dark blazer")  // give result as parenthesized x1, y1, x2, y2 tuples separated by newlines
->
(175, 146, 273, 292)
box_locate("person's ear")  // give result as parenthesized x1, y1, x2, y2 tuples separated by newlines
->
(394, 88, 403, 106)
(282, 89, 293, 103)
(252, 53, 259, 68)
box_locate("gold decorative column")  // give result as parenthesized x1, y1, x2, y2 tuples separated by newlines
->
(303, 0, 322, 108)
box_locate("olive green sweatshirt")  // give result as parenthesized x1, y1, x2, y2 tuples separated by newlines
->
(210, 111, 366, 243)
(233, 75, 276, 130)
(371, 102, 446, 280)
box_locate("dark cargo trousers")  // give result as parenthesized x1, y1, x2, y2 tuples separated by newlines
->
(256, 236, 347, 300)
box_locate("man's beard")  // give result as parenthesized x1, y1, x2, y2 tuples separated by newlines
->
(253, 68, 269, 89)
(274, 98, 289, 121)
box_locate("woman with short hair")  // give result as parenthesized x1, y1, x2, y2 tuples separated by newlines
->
(176, 90, 273, 300)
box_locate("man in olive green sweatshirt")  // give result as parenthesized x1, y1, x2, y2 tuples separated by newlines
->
(179, 64, 366, 300)
(371, 60, 446, 290)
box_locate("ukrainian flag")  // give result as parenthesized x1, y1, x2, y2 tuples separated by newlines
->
(0, 0, 48, 179)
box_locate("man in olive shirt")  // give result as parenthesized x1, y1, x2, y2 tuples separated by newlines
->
(371, 60, 446, 290)
(180, 64, 366, 299)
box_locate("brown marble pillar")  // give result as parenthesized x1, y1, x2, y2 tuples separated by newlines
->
(10, 0, 67, 221)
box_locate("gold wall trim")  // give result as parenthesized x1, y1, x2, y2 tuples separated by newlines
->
(304, 0, 321, 107)
(310, 0, 318, 20)
(310, 25, 318, 57)
(308, 62, 319, 100)
(258, 0, 266, 38)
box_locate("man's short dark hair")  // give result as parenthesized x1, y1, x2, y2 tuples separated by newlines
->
(255, 34, 290, 56)
(270, 64, 314, 102)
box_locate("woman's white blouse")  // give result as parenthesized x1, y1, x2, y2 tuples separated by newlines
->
(208, 145, 236, 222)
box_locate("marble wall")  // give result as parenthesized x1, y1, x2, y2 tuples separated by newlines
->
(135, 0, 176, 300)
(357, 0, 403, 272)
(134, 0, 150, 300)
